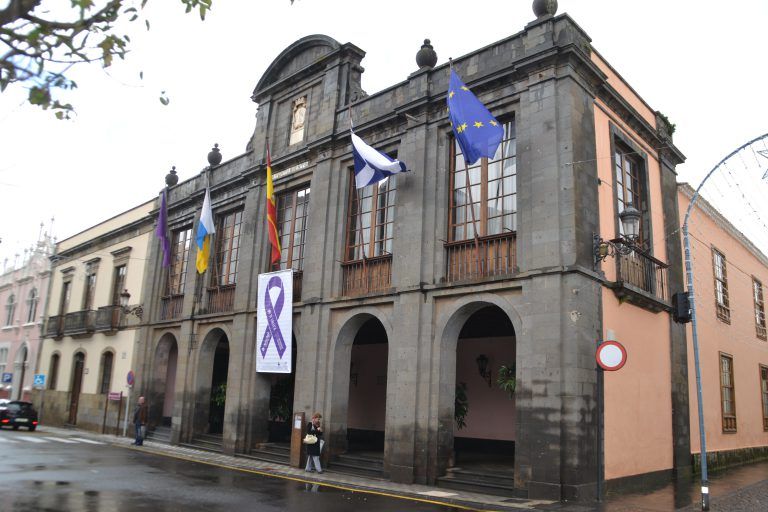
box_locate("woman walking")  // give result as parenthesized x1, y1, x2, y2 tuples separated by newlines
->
(304, 412, 323, 473)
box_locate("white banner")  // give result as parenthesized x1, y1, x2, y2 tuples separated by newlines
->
(256, 269, 293, 373)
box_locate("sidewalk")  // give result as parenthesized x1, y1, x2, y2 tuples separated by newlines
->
(36, 425, 550, 511)
(35, 425, 768, 511)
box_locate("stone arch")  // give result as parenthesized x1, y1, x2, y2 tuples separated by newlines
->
(96, 347, 116, 394)
(148, 332, 179, 428)
(327, 307, 393, 456)
(192, 327, 230, 436)
(433, 293, 522, 478)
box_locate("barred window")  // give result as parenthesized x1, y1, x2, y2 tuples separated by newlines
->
(449, 121, 516, 241)
(274, 187, 310, 271)
(346, 175, 396, 260)
(754, 278, 766, 340)
(99, 351, 114, 394)
(213, 210, 243, 286)
(720, 353, 736, 432)
(167, 228, 192, 295)
(761, 365, 768, 431)
(713, 249, 730, 323)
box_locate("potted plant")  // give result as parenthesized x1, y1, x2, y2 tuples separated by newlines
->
(497, 364, 516, 398)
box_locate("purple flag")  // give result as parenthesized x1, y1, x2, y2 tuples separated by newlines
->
(156, 189, 171, 267)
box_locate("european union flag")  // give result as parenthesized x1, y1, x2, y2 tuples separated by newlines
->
(447, 69, 503, 165)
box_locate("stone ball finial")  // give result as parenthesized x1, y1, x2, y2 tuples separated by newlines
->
(165, 166, 179, 187)
(532, 0, 558, 18)
(207, 143, 223, 166)
(416, 39, 438, 70)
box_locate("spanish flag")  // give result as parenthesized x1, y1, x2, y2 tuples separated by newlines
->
(195, 187, 216, 274)
(266, 145, 281, 265)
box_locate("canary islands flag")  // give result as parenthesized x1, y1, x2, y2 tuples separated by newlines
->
(195, 187, 216, 274)
(447, 69, 503, 165)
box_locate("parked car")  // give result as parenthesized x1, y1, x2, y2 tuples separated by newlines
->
(0, 401, 38, 431)
(0, 398, 9, 411)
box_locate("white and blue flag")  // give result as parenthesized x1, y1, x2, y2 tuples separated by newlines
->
(351, 130, 408, 189)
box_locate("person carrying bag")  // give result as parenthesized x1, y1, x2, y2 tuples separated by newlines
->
(304, 412, 324, 473)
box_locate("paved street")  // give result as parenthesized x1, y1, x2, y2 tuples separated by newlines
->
(2, 426, 767, 511)
(0, 428, 462, 512)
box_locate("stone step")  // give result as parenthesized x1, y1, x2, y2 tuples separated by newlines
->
(329, 453, 385, 479)
(436, 470, 517, 498)
(335, 453, 384, 468)
(241, 451, 290, 465)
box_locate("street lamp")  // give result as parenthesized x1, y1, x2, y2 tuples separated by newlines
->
(119, 289, 143, 320)
(593, 205, 642, 265)
(476, 354, 492, 387)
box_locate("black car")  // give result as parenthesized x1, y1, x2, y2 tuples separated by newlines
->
(0, 401, 39, 431)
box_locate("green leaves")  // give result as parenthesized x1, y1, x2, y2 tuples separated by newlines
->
(3, 1, 215, 118)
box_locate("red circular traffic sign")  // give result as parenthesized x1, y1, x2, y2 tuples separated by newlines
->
(127, 370, 135, 386)
(596, 341, 627, 371)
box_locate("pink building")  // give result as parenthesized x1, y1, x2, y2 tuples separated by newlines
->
(0, 234, 54, 400)
(678, 184, 768, 468)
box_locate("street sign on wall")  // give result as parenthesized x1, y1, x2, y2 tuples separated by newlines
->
(256, 269, 293, 374)
(1, 372, 12, 384)
(33, 374, 46, 388)
(596, 340, 627, 371)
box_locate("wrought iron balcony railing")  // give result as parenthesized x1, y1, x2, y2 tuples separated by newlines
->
(63, 310, 95, 336)
(95, 305, 122, 332)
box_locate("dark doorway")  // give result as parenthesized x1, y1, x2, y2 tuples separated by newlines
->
(68, 353, 85, 425)
(347, 317, 388, 453)
(453, 305, 516, 470)
(267, 336, 297, 443)
(208, 339, 229, 434)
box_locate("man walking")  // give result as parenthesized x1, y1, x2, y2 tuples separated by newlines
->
(132, 396, 147, 446)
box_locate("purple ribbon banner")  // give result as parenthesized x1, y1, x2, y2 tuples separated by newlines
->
(260, 275, 287, 358)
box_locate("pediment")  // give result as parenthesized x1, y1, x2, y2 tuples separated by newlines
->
(252, 35, 342, 102)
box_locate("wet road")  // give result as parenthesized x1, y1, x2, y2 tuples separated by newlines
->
(0, 429, 463, 512)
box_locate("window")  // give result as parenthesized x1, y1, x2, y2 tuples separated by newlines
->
(99, 351, 114, 394)
(713, 249, 730, 323)
(83, 264, 98, 310)
(5, 294, 15, 326)
(111, 265, 127, 306)
(49, 353, 60, 390)
(26, 288, 38, 324)
(0, 347, 7, 375)
(346, 175, 397, 260)
(720, 353, 736, 432)
(274, 187, 311, 271)
(212, 210, 243, 286)
(449, 121, 516, 240)
(59, 280, 71, 315)
(167, 228, 192, 295)
(614, 142, 648, 244)
(754, 279, 766, 340)
(761, 365, 768, 431)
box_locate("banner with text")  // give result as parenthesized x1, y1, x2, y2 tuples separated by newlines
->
(256, 269, 293, 373)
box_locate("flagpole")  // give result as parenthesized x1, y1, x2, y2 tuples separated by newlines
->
(349, 106, 369, 292)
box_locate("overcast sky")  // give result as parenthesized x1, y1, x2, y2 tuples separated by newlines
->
(1, 0, 767, 269)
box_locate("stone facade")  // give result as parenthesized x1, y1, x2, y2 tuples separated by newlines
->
(131, 14, 686, 502)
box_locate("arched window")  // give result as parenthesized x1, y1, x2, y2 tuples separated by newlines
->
(49, 353, 60, 390)
(99, 351, 114, 394)
(5, 294, 16, 326)
(26, 288, 38, 324)
(0, 347, 8, 375)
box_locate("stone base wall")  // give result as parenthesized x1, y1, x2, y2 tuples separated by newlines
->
(30, 389, 129, 435)
(693, 446, 768, 473)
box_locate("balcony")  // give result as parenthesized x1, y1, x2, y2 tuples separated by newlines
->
(159, 294, 184, 321)
(204, 284, 235, 315)
(341, 255, 392, 296)
(610, 249, 670, 312)
(63, 310, 95, 336)
(445, 234, 516, 282)
(45, 315, 64, 338)
(95, 305, 122, 332)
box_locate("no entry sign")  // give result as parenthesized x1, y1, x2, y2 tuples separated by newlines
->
(596, 340, 627, 371)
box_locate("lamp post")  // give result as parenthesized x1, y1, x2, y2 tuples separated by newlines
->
(593, 205, 642, 266)
(119, 289, 143, 320)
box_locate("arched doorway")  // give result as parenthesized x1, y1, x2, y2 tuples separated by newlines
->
(193, 328, 229, 439)
(69, 352, 85, 425)
(435, 300, 518, 492)
(149, 333, 178, 429)
(453, 305, 516, 469)
(13, 344, 28, 400)
(347, 318, 388, 454)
